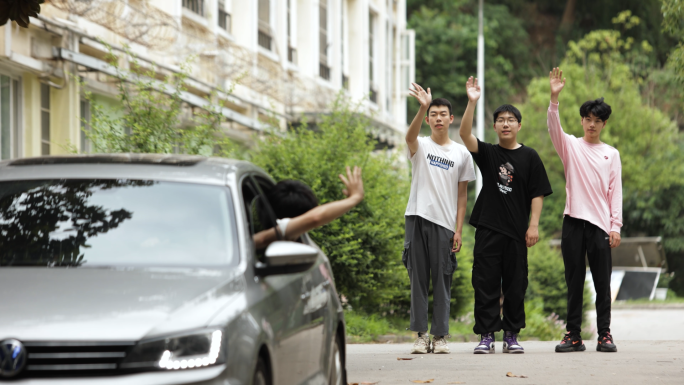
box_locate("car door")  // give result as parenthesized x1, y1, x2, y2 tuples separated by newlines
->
(300, 234, 332, 381)
(242, 175, 313, 385)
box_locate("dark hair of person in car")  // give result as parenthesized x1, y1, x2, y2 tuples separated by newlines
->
(266, 180, 319, 219)
(253, 166, 364, 250)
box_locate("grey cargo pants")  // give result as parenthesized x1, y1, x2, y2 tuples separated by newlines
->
(403, 215, 457, 336)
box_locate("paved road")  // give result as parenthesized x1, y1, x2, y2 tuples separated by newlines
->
(347, 341, 684, 384)
(588, 309, 684, 340)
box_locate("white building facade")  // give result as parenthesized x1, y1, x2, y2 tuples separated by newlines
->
(0, 0, 415, 159)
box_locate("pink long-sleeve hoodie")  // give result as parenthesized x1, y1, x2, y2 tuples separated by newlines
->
(547, 102, 623, 234)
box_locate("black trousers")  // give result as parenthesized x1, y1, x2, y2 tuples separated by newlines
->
(561, 215, 612, 335)
(472, 227, 528, 334)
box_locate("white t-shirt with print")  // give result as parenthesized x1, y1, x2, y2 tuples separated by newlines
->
(405, 136, 476, 231)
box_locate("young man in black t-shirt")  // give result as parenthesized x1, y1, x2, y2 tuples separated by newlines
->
(459, 77, 553, 354)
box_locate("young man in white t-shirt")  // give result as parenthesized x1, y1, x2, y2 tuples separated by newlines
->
(404, 83, 476, 354)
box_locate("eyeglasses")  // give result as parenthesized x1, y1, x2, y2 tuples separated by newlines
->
(495, 118, 519, 125)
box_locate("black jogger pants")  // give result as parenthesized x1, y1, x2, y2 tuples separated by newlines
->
(561, 215, 612, 335)
(472, 227, 528, 335)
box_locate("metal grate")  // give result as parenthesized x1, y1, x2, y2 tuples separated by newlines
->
(21, 341, 135, 378)
(218, 9, 231, 32)
(288, 47, 298, 64)
(369, 88, 378, 104)
(183, 0, 204, 16)
(258, 31, 272, 50)
(320, 63, 331, 81)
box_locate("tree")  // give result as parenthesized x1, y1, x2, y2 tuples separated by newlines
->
(520, 25, 684, 294)
(81, 46, 233, 157)
(245, 96, 411, 312)
(662, 0, 684, 82)
(0, 0, 43, 28)
(407, 0, 533, 126)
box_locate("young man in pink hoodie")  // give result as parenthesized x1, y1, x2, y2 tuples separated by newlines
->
(547, 68, 622, 353)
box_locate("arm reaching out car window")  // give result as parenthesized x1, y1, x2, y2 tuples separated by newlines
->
(253, 166, 364, 250)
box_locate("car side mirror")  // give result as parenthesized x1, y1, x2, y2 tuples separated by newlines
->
(255, 241, 319, 276)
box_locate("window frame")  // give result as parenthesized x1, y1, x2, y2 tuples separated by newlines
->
(0, 74, 21, 160)
(40, 83, 50, 156)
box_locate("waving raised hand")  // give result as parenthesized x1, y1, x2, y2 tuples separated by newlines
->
(466, 76, 481, 102)
(549, 67, 566, 103)
(408, 83, 432, 108)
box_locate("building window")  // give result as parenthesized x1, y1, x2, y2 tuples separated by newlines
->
(258, 0, 272, 50)
(182, 0, 205, 16)
(287, 0, 297, 64)
(41, 84, 50, 155)
(80, 99, 91, 154)
(386, 23, 393, 112)
(341, 1, 348, 89)
(0, 75, 19, 160)
(218, 1, 231, 32)
(319, 0, 330, 80)
(369, 12, 377, 103)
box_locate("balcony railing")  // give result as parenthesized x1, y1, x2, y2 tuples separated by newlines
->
(288, 47, 298, 64)
(369, 88, 378, 103)
(218, 9, 231, 32)
(319, 63, 331, 81)
(183, 0, 204, 16)
(258, 31, 272, 50)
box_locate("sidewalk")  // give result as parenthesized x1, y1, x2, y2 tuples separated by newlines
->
(587, 308, 684, 340)
(347, 341, 684, 384)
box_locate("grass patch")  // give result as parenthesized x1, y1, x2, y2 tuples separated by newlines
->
(345, 298, 570, 343)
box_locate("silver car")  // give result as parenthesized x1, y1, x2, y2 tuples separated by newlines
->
(0, 154, 347, 385)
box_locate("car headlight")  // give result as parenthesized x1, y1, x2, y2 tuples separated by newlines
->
(121, 329, 224, 371)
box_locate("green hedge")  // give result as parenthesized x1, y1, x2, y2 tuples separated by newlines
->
(246, 97, 410, 312)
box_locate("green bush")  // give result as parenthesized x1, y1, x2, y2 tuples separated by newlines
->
(526, 238, 592, 327)
(450, 225, 475, 317)
(247, 97, 410, 312)
(344, 311, 393, 342)
(520, 298, 567, 341)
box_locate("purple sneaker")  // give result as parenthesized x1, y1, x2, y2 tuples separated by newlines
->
(503, 331, 524, 354)
(474, 332, 495, 354)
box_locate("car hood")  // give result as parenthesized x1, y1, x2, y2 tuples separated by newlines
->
(0, 267, 246, 341)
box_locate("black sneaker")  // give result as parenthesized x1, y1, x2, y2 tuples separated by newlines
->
(555, 331, 586, 352)
(597, 332, 617, 352)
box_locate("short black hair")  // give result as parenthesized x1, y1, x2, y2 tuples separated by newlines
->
(493, 104, 522, 123)
(580, 97, 612, 121)
(427, 98, 452, 116)
(266, 180, 319, 219)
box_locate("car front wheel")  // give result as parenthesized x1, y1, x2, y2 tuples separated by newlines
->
(254, 356, 270, 385)
(329, 334, 344, 385)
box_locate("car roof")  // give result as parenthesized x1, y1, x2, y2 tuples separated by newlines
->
(0, 154, 272, 186)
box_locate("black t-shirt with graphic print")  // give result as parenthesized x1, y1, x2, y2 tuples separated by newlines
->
(469, 139, 553, 242)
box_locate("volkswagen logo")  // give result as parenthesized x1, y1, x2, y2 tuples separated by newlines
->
(0, 339, 27, 378)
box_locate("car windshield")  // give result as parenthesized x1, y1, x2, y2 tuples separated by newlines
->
(0, 179, 238, 267)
